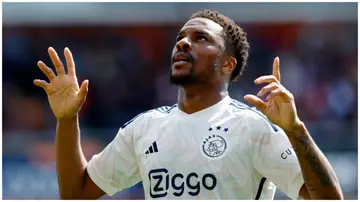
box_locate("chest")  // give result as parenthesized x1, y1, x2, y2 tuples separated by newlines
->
(135, 119, 252, 175)
(135, 118, 258, 199)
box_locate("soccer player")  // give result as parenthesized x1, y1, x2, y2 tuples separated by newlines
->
(33, 10, 343, 199)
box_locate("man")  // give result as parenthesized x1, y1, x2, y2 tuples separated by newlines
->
(34, 9, 343, 199)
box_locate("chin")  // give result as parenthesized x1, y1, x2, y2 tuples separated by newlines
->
(169, 73, 196, 85)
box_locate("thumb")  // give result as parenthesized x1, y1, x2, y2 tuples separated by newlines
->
(78, 79, 89, 103)
(244, 94, 267, 112)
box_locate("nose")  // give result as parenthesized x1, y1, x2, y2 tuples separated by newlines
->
(176, 37, 192, 52)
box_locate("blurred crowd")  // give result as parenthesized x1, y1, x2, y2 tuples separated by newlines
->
(3, 22, 357, 199)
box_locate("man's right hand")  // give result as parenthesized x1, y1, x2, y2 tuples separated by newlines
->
(34, 47, 89, 120)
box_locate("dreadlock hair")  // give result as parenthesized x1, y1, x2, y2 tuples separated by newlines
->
(190, 9, 249, 82)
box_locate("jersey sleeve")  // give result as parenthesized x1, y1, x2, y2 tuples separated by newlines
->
(248, 109, 304, 200)
(87, 116, 142, 196)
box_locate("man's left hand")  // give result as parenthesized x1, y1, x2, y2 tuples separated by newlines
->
(244, 57, 303, 133)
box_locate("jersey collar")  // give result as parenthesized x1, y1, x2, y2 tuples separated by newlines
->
(175, 95, 231, 120)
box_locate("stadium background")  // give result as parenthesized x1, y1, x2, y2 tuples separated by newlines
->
(2, 2, 358, 199)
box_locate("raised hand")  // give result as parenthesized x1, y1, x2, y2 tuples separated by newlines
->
(244, 57, 302, 132)
(34, 47, 89, 120)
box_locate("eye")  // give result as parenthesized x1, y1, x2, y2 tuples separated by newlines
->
(197, 35, 208, 41)
(176, 35, 183, 42)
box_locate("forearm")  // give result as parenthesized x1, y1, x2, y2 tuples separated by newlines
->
(56, 114, 88, 199)
(286, 123, 343, 199)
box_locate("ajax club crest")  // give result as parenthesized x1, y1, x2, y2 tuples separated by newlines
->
(201, 125, 229, 160)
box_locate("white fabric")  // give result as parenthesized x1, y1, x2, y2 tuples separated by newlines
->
(87, 95, 304, 199)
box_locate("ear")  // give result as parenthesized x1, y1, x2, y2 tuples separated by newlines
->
(222, 56, 237, 76)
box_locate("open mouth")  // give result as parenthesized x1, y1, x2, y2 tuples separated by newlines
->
(173, 59, 191, 67)
(174, 58, 190, 63)
(177, 58, 190, 62)
(173, 52, 192, 64)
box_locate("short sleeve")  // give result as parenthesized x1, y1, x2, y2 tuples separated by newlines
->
(248, 110, 304, 200)
(87, 116, 142, 196)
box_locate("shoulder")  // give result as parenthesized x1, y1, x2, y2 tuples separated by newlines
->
(120, 104, 178, 130)
(227, 98, 279, 133)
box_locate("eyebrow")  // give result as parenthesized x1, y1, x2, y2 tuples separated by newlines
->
(177, 29, 212, 37)
(194, 31, 211, 37)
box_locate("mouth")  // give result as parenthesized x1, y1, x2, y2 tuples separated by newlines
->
(173, 60, 190, 65)
(172, 52, 192, 65)
(174, 58, 190, 63)
(172, 58, 191, 69)
(172, 60, 192, 69)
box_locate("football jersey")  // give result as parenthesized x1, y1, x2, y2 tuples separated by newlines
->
(87, 95, 304, 199)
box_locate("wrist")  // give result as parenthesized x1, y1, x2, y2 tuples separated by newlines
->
(57, 114, 79, 124)
(284, 120, 307, 138)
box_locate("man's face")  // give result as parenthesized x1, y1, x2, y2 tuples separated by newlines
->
(170, 17, 226, 85)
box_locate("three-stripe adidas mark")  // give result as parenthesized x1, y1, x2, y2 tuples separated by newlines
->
(145, 141, 158, 154)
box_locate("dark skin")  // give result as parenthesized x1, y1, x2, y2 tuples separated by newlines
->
(170, 18, 236, 114)
(34, 17, 342, 199)
(169, 17, 342, 199)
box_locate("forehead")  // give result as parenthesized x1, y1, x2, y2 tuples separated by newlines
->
(180, 17, 224, 37)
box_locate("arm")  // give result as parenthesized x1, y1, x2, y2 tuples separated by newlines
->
(57, 112, 142, 198)
(286, 123, 343, 199)
(34, 47, 105, 199)
(56, 115, 105, 199)
(245, 57, 343, 199)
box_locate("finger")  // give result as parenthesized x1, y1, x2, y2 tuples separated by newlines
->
(64, 47, 76, 76)
(48, 47, 66, 75)
(266, 88, 294, 102)
(37, 61, 56, 81)
(265, 88, 282, 101)
(244, 94, 267, 112)
(254, 75, 279, 84)
(33, 79, 50, 90)
(273, 57, 281, 83)
(257, 82, 279, 97)
(78, 80, 89, 104)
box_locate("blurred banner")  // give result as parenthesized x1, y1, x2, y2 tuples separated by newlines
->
(3, 3, 358, 24)
(2, 2, 357, 200)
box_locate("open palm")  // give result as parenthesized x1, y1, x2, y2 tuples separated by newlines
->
(34, 47, 89, 120)
(244, 57, 302, 132)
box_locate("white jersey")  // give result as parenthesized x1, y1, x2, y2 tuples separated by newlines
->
(87, 95, 304, 199)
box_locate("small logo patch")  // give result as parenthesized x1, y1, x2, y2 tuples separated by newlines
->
(145, 141, 159, 154)
(201, 126, 228, 160)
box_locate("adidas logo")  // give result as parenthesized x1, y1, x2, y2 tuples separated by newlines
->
(145, 141, 158, 154)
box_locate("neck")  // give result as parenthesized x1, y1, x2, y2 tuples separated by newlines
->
(177, 83, 228, 114)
